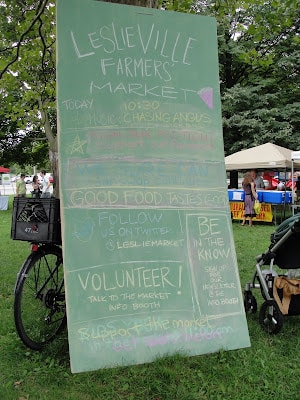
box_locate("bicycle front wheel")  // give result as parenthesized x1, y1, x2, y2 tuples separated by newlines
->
(14, 245, 66, 350)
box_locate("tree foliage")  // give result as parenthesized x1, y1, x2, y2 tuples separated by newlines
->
(0, 0, 56, 170)
(0, 0, 299, 169)
(215, 0, 300, 154)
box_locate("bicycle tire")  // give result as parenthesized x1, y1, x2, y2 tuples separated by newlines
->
(14, 245, 66, 350)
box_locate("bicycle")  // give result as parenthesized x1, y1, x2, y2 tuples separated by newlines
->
(12, 197, 66, 350)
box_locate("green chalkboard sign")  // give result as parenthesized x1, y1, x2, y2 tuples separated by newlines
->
(57, 0, 250, 373)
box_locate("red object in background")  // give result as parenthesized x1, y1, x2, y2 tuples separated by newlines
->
(271, 178, 279, 189)
(262, 171, 297, 190)
(269, 178, 296, 189)
(285, 180, 296, 189)
(263, 172, 277, 190)
(0, 166, 10, 173)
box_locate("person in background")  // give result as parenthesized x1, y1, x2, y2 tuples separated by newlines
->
(31, 175, 41, 198)
(39, 170, 51, 198)
(296, 176, 300, 202)
(296, 176, 300, 191)
(250, 169, 265, 189)
(277, 180, 285, 191)
(241, 172, 258, 227)
(16, 173, 26, 197)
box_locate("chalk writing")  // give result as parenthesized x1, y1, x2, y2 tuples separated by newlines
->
(86, 289, 177, 312)
(76, 315, 217, 342)
(67, 109, 212, 129)
(62, 99, 94, 110)
(68, 20, 210, 106)
(116, 240, 184, 248)
(57, 1, 250, 372)
(63, 157, 224, 188)
(67, 189, 228, 208)
(76, 318, 235, 349)
(123, 100, 160, 111)
(90, 82, 205, 102)
(77, 266, 177, 292)
(70, 23, 198, 64)
(186, 213, 242, 316)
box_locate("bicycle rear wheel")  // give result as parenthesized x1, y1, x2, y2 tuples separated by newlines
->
(14, 245, 66, 350)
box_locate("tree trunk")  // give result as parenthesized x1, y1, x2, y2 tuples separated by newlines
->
(38, 98, 59, 198)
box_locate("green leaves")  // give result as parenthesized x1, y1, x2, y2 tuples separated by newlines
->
(0, 0, 56, 167)
(217, 0, 300, 154)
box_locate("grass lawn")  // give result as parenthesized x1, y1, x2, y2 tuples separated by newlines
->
(1, 196, 300, 400)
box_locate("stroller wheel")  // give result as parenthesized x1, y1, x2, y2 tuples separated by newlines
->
(244, 291, 257, 314)
(259, 300, 283, 334)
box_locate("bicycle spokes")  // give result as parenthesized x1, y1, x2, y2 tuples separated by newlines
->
(14, 245, 66, 350)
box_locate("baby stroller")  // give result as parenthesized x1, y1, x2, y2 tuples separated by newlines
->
(244, 214, 300, 334)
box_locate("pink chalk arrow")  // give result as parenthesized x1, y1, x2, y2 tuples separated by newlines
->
(198, 87, 213, 109)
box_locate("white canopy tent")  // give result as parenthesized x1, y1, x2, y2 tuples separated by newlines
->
(225, 143, 300, 171)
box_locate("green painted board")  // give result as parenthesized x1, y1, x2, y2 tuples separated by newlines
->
(56, 0, 250, 373)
